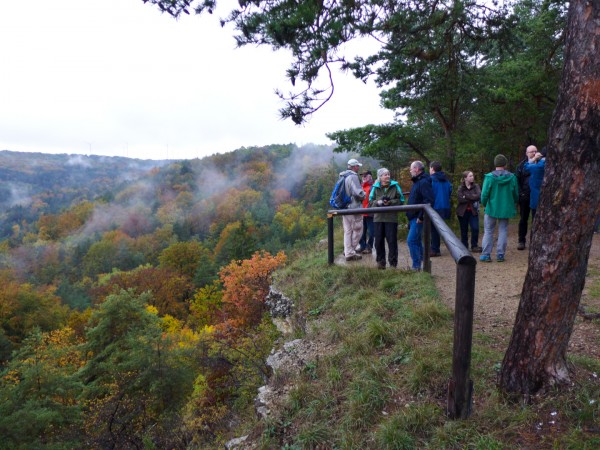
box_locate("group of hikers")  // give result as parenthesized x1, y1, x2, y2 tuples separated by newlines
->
(336, 146, 547, 271)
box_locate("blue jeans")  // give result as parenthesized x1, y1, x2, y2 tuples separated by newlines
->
(407, 218, 423, 269)
(481, 215, 508, 257)
(457, 211, 479, 249)
(359, 216, 374, 250)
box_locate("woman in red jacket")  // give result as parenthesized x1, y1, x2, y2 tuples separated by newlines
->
(358, 170, 375, 254)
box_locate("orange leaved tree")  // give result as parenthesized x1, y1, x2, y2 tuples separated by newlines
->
(218, 251, 287, 331)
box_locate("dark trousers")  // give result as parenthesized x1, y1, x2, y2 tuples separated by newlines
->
(431, 224, 442, 253)
(359, 216, 374, 250)
(457, 211, 479, 249)
(518, 199, 531, 244)
(430, 209, 449, 253)
(374, 221, 398, 267)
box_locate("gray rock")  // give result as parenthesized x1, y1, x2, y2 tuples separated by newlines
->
(225, 435, 248, 449)
(255, 385, 273, 419)
(265, 287, 294, 318)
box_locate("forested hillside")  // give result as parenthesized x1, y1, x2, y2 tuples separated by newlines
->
(0, 144, 363, 448)
(0, 150, 168, 240)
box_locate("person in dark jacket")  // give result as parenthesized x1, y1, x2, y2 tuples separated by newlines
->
(515, 145, 536, 250)
(406, 161, 435, 270)
(525, 147, 546, 220)
(369, 168, 405, 269)
(429, 161, 452, 256)
(456, 170, 482, 252)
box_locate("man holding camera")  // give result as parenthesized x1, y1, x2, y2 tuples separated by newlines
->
(369, 168, 405, 269)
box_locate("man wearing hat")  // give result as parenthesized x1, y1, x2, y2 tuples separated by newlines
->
(479, 154, 519, 262)
(340, 159, 366, 261)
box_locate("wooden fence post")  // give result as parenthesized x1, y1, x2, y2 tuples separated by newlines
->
(447, 259, 476, 419)
(327, 214, 334, 265)
(423, 214, 431, 273)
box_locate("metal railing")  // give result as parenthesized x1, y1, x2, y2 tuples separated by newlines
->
(326, 204, 476, 419)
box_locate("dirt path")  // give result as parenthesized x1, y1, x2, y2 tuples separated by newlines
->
(429, 225, 600, 360)
(336, 224, 600, 359)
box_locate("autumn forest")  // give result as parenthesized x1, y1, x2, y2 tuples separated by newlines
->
(0, 145, 346, 448)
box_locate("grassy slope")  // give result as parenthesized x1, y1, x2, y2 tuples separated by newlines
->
(237, 235, 600, 449)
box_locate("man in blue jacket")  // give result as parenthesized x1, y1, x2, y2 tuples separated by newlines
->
(429, 161, 452, 256)
(407, 161, 435, 270)
(515, 145, 535, 250)
(525, 147, 546, 221)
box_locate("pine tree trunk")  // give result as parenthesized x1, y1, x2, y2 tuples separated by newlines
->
(499, 0, 600, 395)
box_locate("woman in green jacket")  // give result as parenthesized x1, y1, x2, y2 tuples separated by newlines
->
(369, 168, 405, 269)
(480, 154, 519, 262)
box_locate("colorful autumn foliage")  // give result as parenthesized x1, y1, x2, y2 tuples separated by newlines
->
(91, 265, 195, 318)
(218, 250, 287, 330)
(0, 144, 338, 446)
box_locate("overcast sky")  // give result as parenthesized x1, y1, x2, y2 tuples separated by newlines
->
(0, 0, 393, 160)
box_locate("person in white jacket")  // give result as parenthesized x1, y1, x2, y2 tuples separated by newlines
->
(340, 158, 366, 261)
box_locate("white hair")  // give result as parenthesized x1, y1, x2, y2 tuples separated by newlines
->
(377, 168, 390, 180)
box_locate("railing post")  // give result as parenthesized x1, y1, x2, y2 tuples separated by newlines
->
(327, 214, 334, 265)
(423, 212, 431, 273)
(447, 260, 476, 419)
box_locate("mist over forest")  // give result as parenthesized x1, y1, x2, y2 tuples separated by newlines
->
(0, 143, 376, 448)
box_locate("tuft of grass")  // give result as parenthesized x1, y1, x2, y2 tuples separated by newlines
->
(366, 315, 395, 348)
(406, 346, 452, 395)
(569, 353, 600, 372)
(294, 422, 330, 448)
(286, 382, 312, 414)
(324, 362, 343, 390)
(344, 375, 391, 431)
(375, 404, 442, 449)
(410, 299, 452, 330)
(586, 266, 600, 298)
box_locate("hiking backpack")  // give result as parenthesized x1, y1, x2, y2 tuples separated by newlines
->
(329, 173, 352, 209)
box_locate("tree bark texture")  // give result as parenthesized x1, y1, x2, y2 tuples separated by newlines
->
(499, 0, 600, 395)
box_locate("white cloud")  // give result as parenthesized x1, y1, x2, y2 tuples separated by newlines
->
(0, 0, 393, 160)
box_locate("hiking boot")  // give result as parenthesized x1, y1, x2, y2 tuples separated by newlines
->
(479, 255, 491, 262)
(517, 242, 526, 250)
(430, 252, 441, 257)
(361, 248, 373, 254)
(377, 263, 386, 270)
(471, 246, 482, 253)
(497, 254, 505, 262)
(345, 254, 362, 261)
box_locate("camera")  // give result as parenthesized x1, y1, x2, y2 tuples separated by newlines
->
(382, 196, 390, 202)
